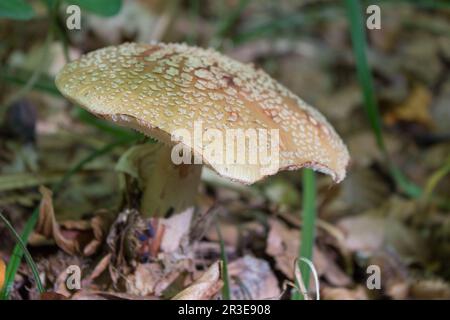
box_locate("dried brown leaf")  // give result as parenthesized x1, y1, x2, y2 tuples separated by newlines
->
(172, 261, 222, 300)
(40, 292, 68, 300)
(36, 186, 79, 254)
(160, 208, 193, 253)
(410, 279, 450, 299)
(338, 212, 427, 264)
(34, 186, 110, 256)
(228, 256, 280, 300)
(266, 219, 350, 286)
(384, 85, 433, 127)
(126, 262, 181, 297)
(86, 254, 111, 283)
(321, 286, 368, 300)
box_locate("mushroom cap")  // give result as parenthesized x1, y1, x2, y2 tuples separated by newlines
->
(55, 42, 349, 184)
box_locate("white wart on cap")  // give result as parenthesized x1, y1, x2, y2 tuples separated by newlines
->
(56, 42, 350, 184)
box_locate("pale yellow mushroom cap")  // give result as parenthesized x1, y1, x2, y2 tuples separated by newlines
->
(55, 42, 350, 184)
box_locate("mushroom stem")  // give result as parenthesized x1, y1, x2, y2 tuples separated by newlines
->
(117, 142, 202, 217)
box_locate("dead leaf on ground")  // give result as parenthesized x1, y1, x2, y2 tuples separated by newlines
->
(228, 255, 280, 300)
(160, 208, 193, 253)
(369, 252, 410, 299)
(71, 290, 158, 300)
(321, 285, 368, 300)
(409, 279, 450, 299)
(40, 292, 68, 300)
(126, 262, 181, 297)
(32, 186, 111, 256)
(35, 251, 85, 297)
(85, 254, 112, 285)
(346, 130, 400, 168)
(206, 221, 239, 247)
(172, 261, 223, 300)
(337, 211, 428, 264)
(325, 168, 390, 218)
(384, 85, 433, 127)
(266, 219, 351, 287)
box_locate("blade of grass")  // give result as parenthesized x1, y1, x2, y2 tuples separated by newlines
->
(344, 0, 422, 198)
(293, 168, 316, 300)
(216, 222, 231, 300)
(0, 212, 44, 295)
(345, 0, 384, 150)
(422, 156, 450, 205)
(1, 207, 39, 298)
(0, 136, 139, 300)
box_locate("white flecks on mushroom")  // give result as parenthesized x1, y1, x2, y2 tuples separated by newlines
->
(55, 42, 350, 184)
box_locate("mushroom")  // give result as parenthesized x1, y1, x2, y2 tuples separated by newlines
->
(55, 42, 349, 217)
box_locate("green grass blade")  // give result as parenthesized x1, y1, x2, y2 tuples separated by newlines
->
(0, 136, 138, 300)
(0, 208, 40, 299)
(293, 168, 316, 300)
(388, 165, 422, 198)
(423, 156, 450, 203)
(345, 0, 384, 150)
(344, 0, 422, 198)
(0, 212, 44, 295)
(216, 223, 231, 300)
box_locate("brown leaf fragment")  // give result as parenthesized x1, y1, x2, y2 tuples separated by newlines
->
(86, 254, 112, 283)
(172, 261, 223, 300)
(160, 208, 193, 253)
(369, 252, 410, 300)
(40, 292, 68, 300)
(34, 186, 111, 256)
(228, 255, 280, 300)
(384, 85, 433, 127)
(266, 219, 350, 286)
(150, 221, 165, 257)
(321, 286, 368, 300)
(410, 279, 450, 299)
(36, 186, 80, 254)
(125, 261, 183, 298)
(71, 290, 158, 300)
(338, 212, 427, 264)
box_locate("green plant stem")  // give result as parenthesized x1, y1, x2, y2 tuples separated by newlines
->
(423, 157, 450, 205)
(344, 0, 421, 198)
(293, 168, 316, 300)
(216, 223, 231, 300)
(345, 0, 384, 150)
(0, 212, 44, 295)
